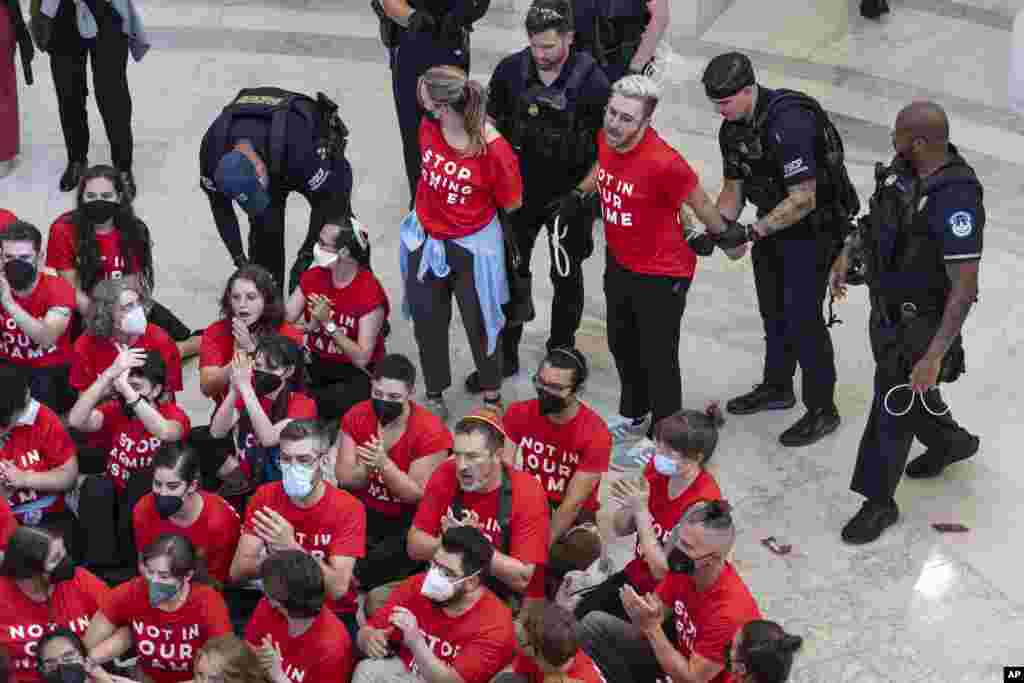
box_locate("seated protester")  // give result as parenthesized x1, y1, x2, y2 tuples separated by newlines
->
(245, 550, 354, 682)
(34, 628, 135, 683)
(500, 603, 605, 683)
(575, 405, 724, 622)
(285, 217, 389, 423)
(502, 349, 610, 597)
(0, 221, 76, 412)
(0, 209, 15, 229)
(0, 527, 110, 683)
(0, 367, 79, 555)
(191, 634, 273, 683)
(727, 620, 803, 683)
(46, 165, 201, 358)
(208, 336, 316, 498)
(134, 444, 242, 588)
(200, 265, 303, 409)
(334, 354, 450, 596)
(355, 526, 516, 683)
(579, 500, 761, 683)
(409, 409, 550, 602)
(0, 498, 15, 554)
(69, 278, 183, 403)
(229, 419, 366, 636)
(84, 534, 233, 683)
(69, 350, 190, 571)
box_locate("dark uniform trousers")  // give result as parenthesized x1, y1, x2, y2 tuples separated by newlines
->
(49, 3, 133, 169)
(751, 228, 837, 410)
(851, 310, 974, 502)
(255, 189, 330, 292)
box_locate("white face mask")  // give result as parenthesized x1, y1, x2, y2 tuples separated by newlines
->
(121, 306, 147, 335)
(653, 453, 679, 477)
(281, 462, 317, 499)
(420, 566, 478, 603)
(311, 243, 339, 269)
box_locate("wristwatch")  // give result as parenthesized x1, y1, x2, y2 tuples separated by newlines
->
(325, 321, 338, 334)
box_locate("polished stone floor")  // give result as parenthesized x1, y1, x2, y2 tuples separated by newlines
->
(2, 1, 1023, 680)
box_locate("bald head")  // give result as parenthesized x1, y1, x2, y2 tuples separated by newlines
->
(896, 101, 949, 144)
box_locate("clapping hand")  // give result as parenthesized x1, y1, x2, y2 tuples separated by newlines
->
(610, 476, 650, 511)
(356, 434, 386, 470)
(232, 317, 257, 354)
(0, 461, 28, 491)
(307, 294, 334, 324)
(109, 345, 147, 377)
(252, 507, 298, 553)
(257, 635, 286, 682)
(388, 607, 423, 645)
(230, 351, 254, 390)
(620, 585, 664, 632)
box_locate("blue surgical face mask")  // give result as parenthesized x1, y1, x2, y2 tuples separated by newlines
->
(282, 462, 317, 499)
(653, 453, 679, 477)
(148, 579, 180, 607)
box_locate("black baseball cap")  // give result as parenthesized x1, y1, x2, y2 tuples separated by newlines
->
(702, 52, 756, 100)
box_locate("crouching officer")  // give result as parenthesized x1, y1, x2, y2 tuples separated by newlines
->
(832, 101, 982, 544)
(465, 0, 610, 391)
(571, 0, 668, 83)
(200, 87, 354, 293)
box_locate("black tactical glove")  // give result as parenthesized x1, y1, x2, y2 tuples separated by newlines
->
(711, 219, 753, 250)
(406, 10, 437, 33)
(556, 188, 586, 225)
(686, 229, 716, 257)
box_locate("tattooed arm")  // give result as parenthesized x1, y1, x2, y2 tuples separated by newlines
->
(751, 178, 817, 238)
(926, 261, 979, 358)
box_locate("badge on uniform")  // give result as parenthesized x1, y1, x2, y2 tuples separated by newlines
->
(528, 104, 539, 117)
(317, 146, 329, 161)
(949, 211, 974, 238)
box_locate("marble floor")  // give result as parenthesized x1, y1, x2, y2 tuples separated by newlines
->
(3, 0, 1024, 680)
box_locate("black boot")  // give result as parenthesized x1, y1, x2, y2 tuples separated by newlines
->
(905, 435, 980, 479)
(779, 406, 840, 447)
(842, 499, 898, 544)
(60, 161, 86, 192)
(726, 383, 796, 415)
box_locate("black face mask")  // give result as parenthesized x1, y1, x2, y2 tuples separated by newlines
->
(372, 398, 404, 426)
(82, 199, 121, 224)
(536, 389, 568, 416)
(154, 493, 186, 519)
(48, 555, 75, 584)
(42, 664, 87, 683)
(4, 259, 36, 290)
(253, 370, 284, 396)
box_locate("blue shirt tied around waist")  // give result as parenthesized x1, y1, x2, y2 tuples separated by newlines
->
(399, 211, 509, 356)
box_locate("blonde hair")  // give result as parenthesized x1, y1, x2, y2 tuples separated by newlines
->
(611, 74, 662, 118)
(196, 636, 271, 683)
(420, 65, 488, 156)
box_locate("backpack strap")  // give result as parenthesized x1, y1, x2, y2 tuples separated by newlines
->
(449, 464, 514, 554)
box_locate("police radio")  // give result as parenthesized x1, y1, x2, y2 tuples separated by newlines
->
(315, 92, 349, 161)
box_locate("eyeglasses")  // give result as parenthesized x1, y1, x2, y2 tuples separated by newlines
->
(532, 375, 573, 394)
(40, 653, 83, 673)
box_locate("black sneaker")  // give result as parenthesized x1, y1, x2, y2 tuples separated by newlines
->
(905, 435, 980, 479)
(779, 407, 840, 447)
(726, 384, 796, 415)
(841, 499, 899, 544)
(464, 360, 519, 394)
(59, 161, 86, 192)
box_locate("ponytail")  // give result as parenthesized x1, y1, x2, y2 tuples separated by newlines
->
(457, 80, 488, 157)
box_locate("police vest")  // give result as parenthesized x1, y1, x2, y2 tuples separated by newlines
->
(863, 149, 982, 311)
(574, 0, 650, 69)
(506, 51, 600, 170)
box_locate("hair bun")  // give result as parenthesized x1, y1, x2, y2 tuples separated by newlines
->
(704, 401, 725, 426)
(781, 634, 803, 652)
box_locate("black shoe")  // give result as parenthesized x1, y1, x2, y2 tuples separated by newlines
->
(905, 435, 980, 479)
(59, 161, 86, 192)
(842, 499, 899, 544)
(726, 384, 796, 415)
(779, 407, 840, 447)
(119, 170, 137, 202)
(464, 361, 519, 394)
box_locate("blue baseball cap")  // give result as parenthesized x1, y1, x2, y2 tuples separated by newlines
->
(214, 151, 271, 215)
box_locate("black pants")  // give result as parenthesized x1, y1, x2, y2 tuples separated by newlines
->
(148, 300, 194, 343)
(48, 13, 132, 169)
(248, 191, 331, 294)
(573, 570, 631, 622)
(307, 356, 372, 425)
(578, 610, 671, 683)
(37, 509, 84, 563)
(77, 465, 152, 569)
(405, 240, 502, 395)
(0, 364, 75, 414)
(189, 426, 235, 492)
(751, 234, 837, 410)
(604, 252, 689, 430)
(850, 311, 974, 502)
(353, 507, 425, 590)
(502, 200, 590, 364)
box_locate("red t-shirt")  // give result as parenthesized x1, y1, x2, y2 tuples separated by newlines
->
(414, 118, 523, 239)
(341, 400, 452, 518)
(503, 400, 611, 512)
(199, 319, 304, 405)
(299, 267, 389, 366)
(596, 127, 699, 278)
(245, 599, 353, 683)
(46, 213, 141, 280)
(0, 209, 16, 230)
(70, 323, 183, 393)
(512, 650, 607, 683)
(100, 578, 232, 683)
(0, 569, 109, 683)
(623, 467, 721, 593)
(0, 274, 76, 368)
(0, 497, 16, 550)
(368, 573, 517, 683)
(413, 460, 549, 575)
(655, 564, 761, 683)
(231, 392, 317, 478)
(133, 492, 242, 586)
(242, 482, 366, 614)
(97, 401, 191, 492)
(0, 401, 76, 516)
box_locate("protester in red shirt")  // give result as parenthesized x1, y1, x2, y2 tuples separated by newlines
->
(575, 405, 724, 622)
(134, 444, 241, 588)
(84, 534, 233, 683)
(191, 635, 272, 683)
(230, 419, 366, 636)
(0, 210, 15, 230)
(209, 336, 316, 498)
(725, 620, 803, 683)
(570, 75, 733, 455)
(410, 409, 549, 600)
(69, 349, 190, 571)
(245, 550, 353, 682)
(285, 217, 389, 423)
(33, 628, 136, 683)
(580, 500, 761, 683)
(400, 66, 523, 419)
(0, 221, 77, 412)
(502, 348, 610, 596)
(46, 166, 200, 358)
(0, 497, 16, 552)
(0, 527, 110, 683)
(355, 526, 516, 683)
(335, 354, 450, 595)
(504, 603, 606, 683)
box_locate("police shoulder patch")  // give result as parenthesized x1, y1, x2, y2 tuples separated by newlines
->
(948, 210, 974, 238)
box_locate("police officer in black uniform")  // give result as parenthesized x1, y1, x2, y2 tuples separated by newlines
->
(571, 0, 667, 83)
(832, 101, 981, 544)
(374, 0, 488, 200)
(702, 52, 843, 447)
(199, 87, 354, 293)
(466, 0, 610, 389)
